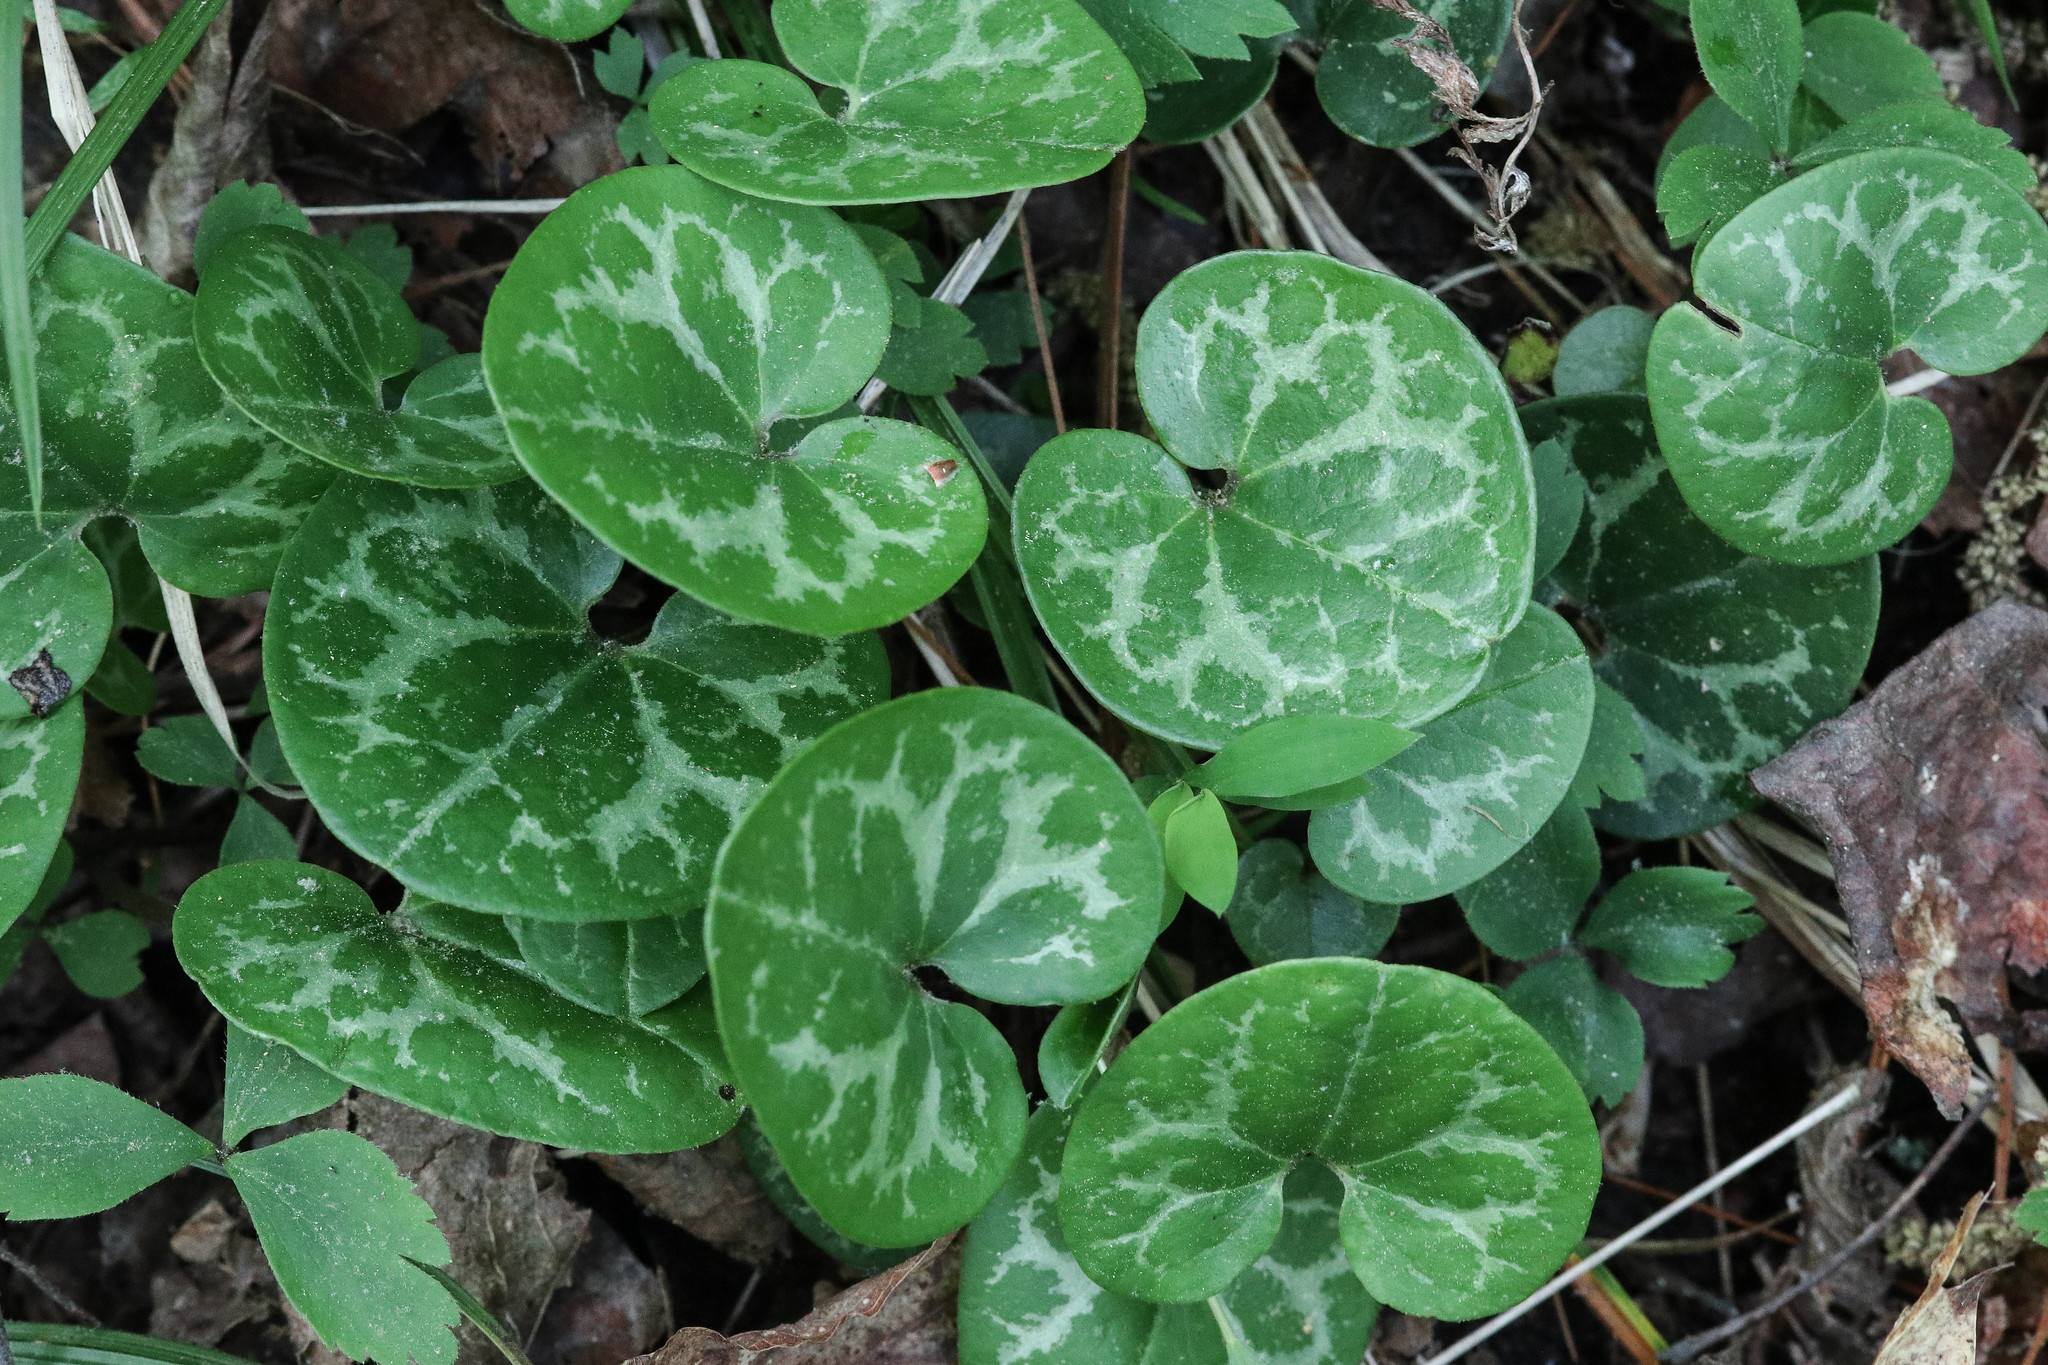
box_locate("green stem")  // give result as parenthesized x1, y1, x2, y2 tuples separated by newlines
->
(2, 0, 42, 526)
(906, 394, 1057, 711)
(189, 1157, 229, 1177)
(24, 0, 230, 273)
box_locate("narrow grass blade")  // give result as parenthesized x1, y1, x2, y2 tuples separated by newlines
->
(1, 0, 43, 524)
(402, 1260, 537, 1365)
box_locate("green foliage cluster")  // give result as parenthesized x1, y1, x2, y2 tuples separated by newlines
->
(0, 1, 2043, 1361)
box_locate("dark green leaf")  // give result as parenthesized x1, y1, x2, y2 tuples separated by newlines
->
(878, 296, 990, 396)
(343, 223, 413, 296)
(1579, 866, 1763, 987)
(1798, 11, 1943, 122)
(226, 1129, 458, 1365)
(708, 687, 1164, 1246)
(1310, 0, 1516, 148)
(593, 26, 646, 99)
(1502, 953, 1643, 1105)
(1655, 145, 1784, 249)
(1789, 100, 2033, 192)
(219, 793, 297, 865)
(0, 1074, 211, 1219)
(192, 181, 311, 281)
(1530, 437, 1588, 581)
(1567, 680, 1647, 811)
(43, 910, 150, 998)
(245, 718, 295, 790)
(84, 637, 155, 716)
(961, 290, 1040, 369)
(1552, 306, 1655, 398)
(1454, 802, 1599, 960)
(223, 1022, 350, 1147)
(1655, 93, 1771, 187)
(0, 706, 83, 930)
(1226, 839, 1398, 965)
(135, 714, 237, 789)
(1142, 39, 1281, 145)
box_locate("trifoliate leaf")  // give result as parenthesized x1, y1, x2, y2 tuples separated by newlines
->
(176, 862, 739, 1152)
(1655, 94, 1771, 187)
(219, 793, 297, 866)
(341, 223, 412, 297)
(650, 0, 1145, 204)
(592, 26, 646, 99)
(1649, 148, 2048, 565)
(961, 290, 1039, 369)
(195, 228, 519, 488)
(0, 1074, 212, 1219)
(1579, 866, 1763, 987)
(707, 687, 1164, 1246)
(1533, 394, 1878, 838)
(1309, 607, 1593, 904)
(223, 1023, 350, 1147)
(1226, 839, 1398, 966)
(1568, 680, 1647, 811)
(1058, 958, 1600, 1316)
(135, 714, 237, 789)
(849, 222, 927, 319)
(1798, 11, 1943, 123)
(1163, 787, 1238, 914)
(1690, 0, 1804, 151)
(1655, 144, 1784, 249)
(42, 910, 150, 998)
(1016, 251, 1535, 749)
(484, 166, 989, 635)
(1454, 802, 1599, 960)
(227, 1129, 459, 1365)
(878, 296, 989, 396)
(1501, 952, 1643, 1106)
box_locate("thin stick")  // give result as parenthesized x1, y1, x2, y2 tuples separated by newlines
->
(1423, 1082, 1865, 1365)
(302, 198, 567, 216)
(1016, 214, 1066, 434)
(1392, 147, 1582, 313)
(722, 1263, 763, 1334)
(1659, 1091, 1995, 1364)
(1531, 0, 1585, 59)
(1696, 1063, 1734, 1299)
(1996, 1045, 2016, 1203)
(1886, 368, 1951, 398)
(0, 1243, 101, 1327)
(1600, 1175, 1798, 1244)
(1552, 1295, 1582, 1364)
(1989, 370, 2048, 482)
(2020, 1294, 2048, 1365)
(857, 189, 1029, 412)
(684, 0, 723, 58)
(1097, 149, 1132, 431)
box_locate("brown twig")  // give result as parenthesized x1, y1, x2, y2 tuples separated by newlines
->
(1566, 1256, 1659, 1365)
(2020, 1293, 2048, 1365)
(1660, 1091, 1996, 1363)
(1015, 214, 1066, 435)
(1531, 0, 1586, 60)
(1602, 1174, 1800, 1245)
(1097, 148, 1132, 430)
(1697, 1063, 1734, 1299)
(1553, 1296, 1582, 1364)
(1997, 1045, 2017, 1202)
(403, 258, 512, 302)
(0, 1242, 102, 1326)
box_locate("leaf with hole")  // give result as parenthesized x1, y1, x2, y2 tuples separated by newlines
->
(1500, 952, 1643, 1106)
(1531, 393, 1879, 838)
(707, 687, 1164, 1246)
(958, 1102, 1381, 1365)
(484, 166, 988, 635)
(267, 476, 886, 921)
(649, 0, 1145, 205)
(1308, 606, 1593, 906)
(1058, 958, 1600, 1316)
(1453, 803, 1599, 960)
(223, 1022, 350, 1147)
(1689, 0, 1804, 151)
(1649, 149, 2048, 565)
(226, 1128, 458, 1365)
(0, 704, 84, 930)
(504, 0, 631, 41)
(1578, 865, 1763, 987)
(194, 228, 518, 489)
(174, 861, 740, 1152)
(43, 909, 150, 998)
(0, 1074, 212, 1219)
(1016, 251, 1534, 749)
(0, 529, 109, 722)
(1294, 0, 1516, 149)
(1226, 838, 1398, 966)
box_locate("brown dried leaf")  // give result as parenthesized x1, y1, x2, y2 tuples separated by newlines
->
(530, 1217, 670, 1365)
(627, 1236, 960, 1365)
(149, 1198, 283, 1346)
(1751, 603, 2048, 1117)
(1876, 1193, 1992, 1365)
(5, 1012, 121, 1086)
(592, 1135, 792, 1267)
(344, 1093, 589, 1365)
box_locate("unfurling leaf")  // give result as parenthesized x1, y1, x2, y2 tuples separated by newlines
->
(1163, 787, 1238, 913)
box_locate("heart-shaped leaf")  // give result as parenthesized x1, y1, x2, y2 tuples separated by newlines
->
(1194, 714, 1419, 802)
(194, 227, 518, 489)
(223, 1022, 350, 1147)
(226, 1129, 459, 1365)
(958, 1103, 1381, 1365)
(648, 0, 1145, 205)
(1226, 838, 1399, 966)
(505, 0, 629, 40)
(1531, 394, 1879, 839)
(1307, 606, 1594, 905)
(707, 687, 1165, 1247)
(174, 861, 740, 1152)
(0, 704, 84, 928)
(483, 166, 988, 635)
(1689, 0, 1803, 151)
(267, 476, 887, 921)
(1296, 0, 1515, 148)
(1501, 952, 1643, 1106)
(1016, 251, 1534, 749)
(1058, 958, 1600, 1316)
(1648, 148, 2048, 565)
(1578, 866, 1763, 987)
(1454, 803, 1599, 960)
(0, 1074, 213, 1218)
(401, 894, 704, 1019)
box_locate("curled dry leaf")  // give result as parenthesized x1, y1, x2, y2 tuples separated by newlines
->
(1874, 1192, 1993, 1365)
(626, 1236, 960, 1365)
(1752, 603, 2048, 1117)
